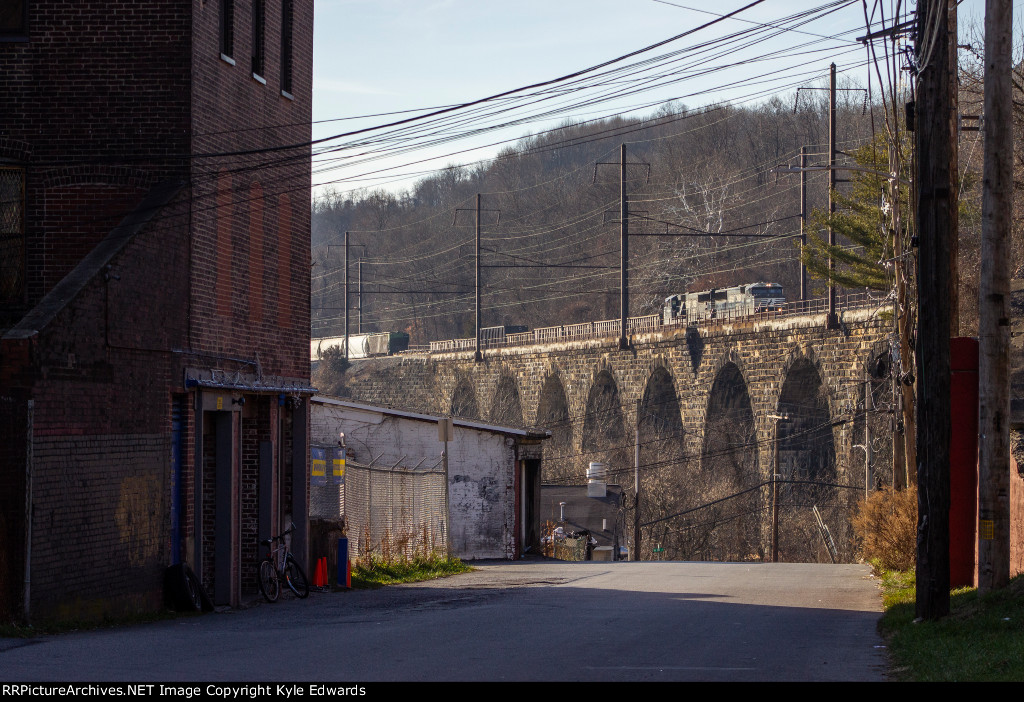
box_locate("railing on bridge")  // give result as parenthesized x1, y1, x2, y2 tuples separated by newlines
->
(420, 292, 883, 354)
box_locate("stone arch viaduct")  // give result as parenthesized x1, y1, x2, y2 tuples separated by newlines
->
(331, 308, 894, 562)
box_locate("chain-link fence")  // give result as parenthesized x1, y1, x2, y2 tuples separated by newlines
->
(310, 459, 448, 561)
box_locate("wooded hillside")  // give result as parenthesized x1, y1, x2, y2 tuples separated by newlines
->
(312, 94, 891, 345)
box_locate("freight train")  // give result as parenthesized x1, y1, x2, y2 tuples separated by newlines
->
(313, 283, 786, 361)
(663, 282, 785, 325)
(310, 331, 410, 361)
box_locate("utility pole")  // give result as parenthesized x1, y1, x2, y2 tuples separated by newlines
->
(357, 257, 362, 334)
(827, 63, 839, 328)
(475, 193, 482, 362)
(977, 0, 1013, 593)
(915, 0, 954, 620)
(800, 146, 808, 301)
(344, 231, 350, 362)
(453, 197, 499, 363)
(620, 144, 630, 350)
(769, 413, 788, 561)
(633, 398, 641, 561)
(948, 0, 960, 335)
(593, 146, 648, 348)
(772, 424, 779, 562)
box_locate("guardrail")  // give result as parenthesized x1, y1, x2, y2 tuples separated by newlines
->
(422, 293, 883, 354)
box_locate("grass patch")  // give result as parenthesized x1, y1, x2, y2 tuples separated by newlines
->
(350, 554, 472, 589)
(878, 569, 1024, 681)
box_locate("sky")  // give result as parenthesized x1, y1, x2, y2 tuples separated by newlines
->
(310, 0, 1003, 199)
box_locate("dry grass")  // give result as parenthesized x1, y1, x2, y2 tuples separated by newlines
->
(851, 485, 917, 571)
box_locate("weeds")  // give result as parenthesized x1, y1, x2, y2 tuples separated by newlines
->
(350, 553, 471, 588)
(852, 486, 917, 571)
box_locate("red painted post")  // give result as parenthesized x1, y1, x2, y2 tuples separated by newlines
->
(950, 337, 979, 587)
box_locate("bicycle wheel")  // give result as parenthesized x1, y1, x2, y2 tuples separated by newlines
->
(284, 555, 309, 599)
(258, 559, 280, 603)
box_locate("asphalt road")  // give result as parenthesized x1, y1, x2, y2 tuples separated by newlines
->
(0, 560, 888, 682)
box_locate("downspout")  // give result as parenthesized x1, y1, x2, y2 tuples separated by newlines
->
(22, 398, 33, 624)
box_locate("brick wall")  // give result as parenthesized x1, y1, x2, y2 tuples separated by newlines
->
(0, 393, 28, 620)
(187, 0, 312, 381)
(0, 1, 313, 620)
(0, 1, 192, 319)
(30, 433, 170, 620)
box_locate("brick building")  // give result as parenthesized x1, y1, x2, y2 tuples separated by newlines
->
(0, 1, 314, 621)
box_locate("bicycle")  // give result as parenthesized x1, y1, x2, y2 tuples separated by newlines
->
(258, 523, 310, 602)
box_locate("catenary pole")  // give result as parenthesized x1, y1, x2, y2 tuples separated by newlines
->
(800, 146, 808, 301)
(827, 63, 838, 328)
(475, 194, 482, 363)
(344, 231, 350, 362)
(620, 144, 630, 350)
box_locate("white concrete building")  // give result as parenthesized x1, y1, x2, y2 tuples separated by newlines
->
(310, 397, 549, 560)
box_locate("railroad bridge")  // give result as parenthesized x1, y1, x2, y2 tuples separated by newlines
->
(326, 305, 895, 562)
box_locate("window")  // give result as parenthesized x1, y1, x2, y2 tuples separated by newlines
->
(219, 0, 234, 60)
(0, 167, 25, 304)
(251, 0, 265, 79)
(280, 0, 293, 96)
(0, 1, 26, 36)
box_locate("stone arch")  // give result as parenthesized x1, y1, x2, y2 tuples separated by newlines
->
(581, 368, 628, 485)
(775, 355, 844, 562)
(701, 361, 757, 475)
(536, 372, 573, 484)
(450, 376, 480, 419)
(696, 360, 761, 561)
(776, 356, 836, 487)
(637, 364, 688, 559)
(853, 339, 897, 490)
(489, 373, 524, 427)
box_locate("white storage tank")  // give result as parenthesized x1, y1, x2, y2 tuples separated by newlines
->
(587, 461, 608, 497)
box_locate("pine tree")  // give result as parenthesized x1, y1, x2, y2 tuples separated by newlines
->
(801, 132, 909, 293)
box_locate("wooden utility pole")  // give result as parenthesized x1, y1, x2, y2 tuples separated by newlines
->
(948, 0, 960, 335)
(772, 423, 780, 562)
(344, 231, 350, 362)
(914, 0, 954, 620)
(977, 0, 1014, 593)
(633, 398, 641, 560)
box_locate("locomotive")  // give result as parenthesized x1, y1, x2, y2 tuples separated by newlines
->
(663, 282, 785, 325)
